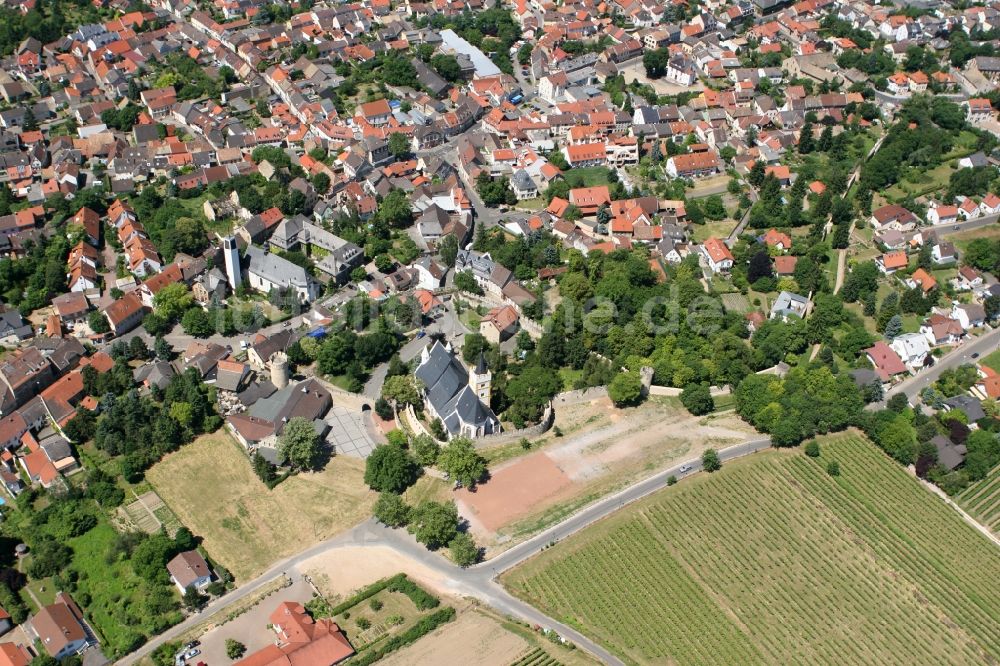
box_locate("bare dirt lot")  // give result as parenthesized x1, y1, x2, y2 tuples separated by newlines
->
(460, 396, 754, 550)
(456, 454, 573, 532)
(147, 431, 375, 581)
(380, 609, 528, 666)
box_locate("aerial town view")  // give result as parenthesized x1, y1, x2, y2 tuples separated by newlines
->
(0, 0, 996, 662)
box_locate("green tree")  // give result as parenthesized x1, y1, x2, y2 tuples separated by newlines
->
(680, 383, 714, 415)
(608, 372, 643, 407)
(437, 437, 487, 488)
(181, 307, 213, 337)
(373, 492, 411, 527)
(438, 234, 458, 267)
(388, 132, 411, 159)
(378, 189, 413, 228)
(826, 460, 840, 476)
(278, 417, 324, 470)
(407, 500, 458, 549)
(702, 448, 721, 472)
(804, 440, 820, 457)
(225, 639, 246, 660)
(364, 443, 420, 493)
(412, 434, 440, 465)
(430, 53, 463, 81)
(454, 270, 483, 295)
(88, 310, 110, 334)
(153, 282, 193, 322)
(252, 452, 276, 484)
(448, 532, 479, 567)
(381, 375, 421, 407)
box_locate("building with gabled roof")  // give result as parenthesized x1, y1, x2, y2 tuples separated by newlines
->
(415, 341, 498, 439)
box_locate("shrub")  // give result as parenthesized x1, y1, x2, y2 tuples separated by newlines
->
(356, 617, 371, 630)
(804, 441, 820, 457)
(680, 383, 714, 415)
(370, 599, 383, 611)
(702, 448, 721, 472)
(666, 475, 677, 486)
(386, 614, 404, 626)
(225, 639, 246, 660)
(827, 460, 841, 476)
(386, 574, 440, 610)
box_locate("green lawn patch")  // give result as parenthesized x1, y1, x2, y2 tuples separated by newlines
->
(980, 349, 1000, 374)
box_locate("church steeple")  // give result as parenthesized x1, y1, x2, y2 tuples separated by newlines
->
(469, 351, 491, 402)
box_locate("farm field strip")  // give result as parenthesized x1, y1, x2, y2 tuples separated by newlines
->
(504, 435, 1000, 665)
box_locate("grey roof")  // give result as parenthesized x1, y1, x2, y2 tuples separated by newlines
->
(135, 361, 176, 390)
(944, 395, 986, 423)
(415, 341, 497, 435)
(246, 246, 312, 291)
(931, 434, 966, 471)
(439, 29, 502, 78)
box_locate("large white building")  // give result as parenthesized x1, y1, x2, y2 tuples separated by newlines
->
(245, 246, 319, 303)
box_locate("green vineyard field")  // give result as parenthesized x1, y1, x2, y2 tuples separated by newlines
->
(503, 435, 1000, 665)
(957, 463, 1000, 536)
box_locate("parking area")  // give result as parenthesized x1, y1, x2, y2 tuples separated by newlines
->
(326, 404, 376, 458)
(188, 577, 314, 665)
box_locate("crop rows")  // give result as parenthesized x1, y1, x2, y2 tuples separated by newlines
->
(507, 435, 1000, 665)
(509, 647, 561, 666)
(957, 465, 1000, 533)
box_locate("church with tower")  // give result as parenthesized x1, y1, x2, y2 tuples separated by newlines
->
(415, 339, 500, 439)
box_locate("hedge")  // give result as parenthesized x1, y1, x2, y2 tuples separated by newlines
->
(386, 574, 439, 610)
(307, 574, 439, 618)
(348, 607, 456, 666)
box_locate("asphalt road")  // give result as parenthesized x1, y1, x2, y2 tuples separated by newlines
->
(124, 437, 773, 665)
(878, 325, 1000, 408)
(934, 213, 999, 237)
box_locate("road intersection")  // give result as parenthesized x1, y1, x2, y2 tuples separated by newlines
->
(124, 436, 772, 665)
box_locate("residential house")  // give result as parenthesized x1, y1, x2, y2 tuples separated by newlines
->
(479, 305, 519, 343)
(103, 292, 146, 336)
(876, 251, 908, 275)
(927, 204, 959, 226)
(166, 550, 213, 593)
(666, 152, 720, 178)
(865, 341, 907, 382)
(769, 291, 809, 320)
(890, 332, 931, 370)
(870, 204, 918, 232)
(952, 302, 986, 330)
(26, 593, 90, 659)
(700, 237, 734, 273)
(920, 314, 964, 347)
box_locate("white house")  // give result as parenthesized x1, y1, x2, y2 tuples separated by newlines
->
(412, 256, 446, 290)
(700, 237, 734, 273)
(927, 204, 959, 226)
(890, 332, 931, 370)
(167, 550, 213, 593)
(952, 302, 987, 330)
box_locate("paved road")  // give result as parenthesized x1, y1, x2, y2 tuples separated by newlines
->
(876, 326, 1000, 408)
(934, 213, 999, 237)
(124, 437, 773, 665)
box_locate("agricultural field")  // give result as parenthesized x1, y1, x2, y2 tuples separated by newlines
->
(957, 464, 1000, 536)
(503, 434, 1000, 665)
(380, 606, 591, 666)
(147, 431, 374, 581)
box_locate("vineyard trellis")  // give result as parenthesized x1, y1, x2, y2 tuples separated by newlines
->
(505, 435, 1000, 665)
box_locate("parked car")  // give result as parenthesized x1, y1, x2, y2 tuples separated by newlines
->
(185, 649, 201, 659)
(679, 464, 692, 474)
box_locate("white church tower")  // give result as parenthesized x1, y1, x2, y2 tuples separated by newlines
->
(469, 351, 491, 402)
(223, 236, 241, 290)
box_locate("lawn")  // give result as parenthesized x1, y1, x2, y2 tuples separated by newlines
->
(503, 434, 1000, 665)
(563, 167, 615, 189)
(956, 463, 1000, 536)
(690, 218, 735, 244)
(147, 431, 374, 581)
(980, 348, 1000, 373)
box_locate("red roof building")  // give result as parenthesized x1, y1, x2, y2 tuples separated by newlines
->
(235, 602, 354, 666)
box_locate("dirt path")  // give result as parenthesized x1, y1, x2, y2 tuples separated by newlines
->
(834, 248, 847, 293)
